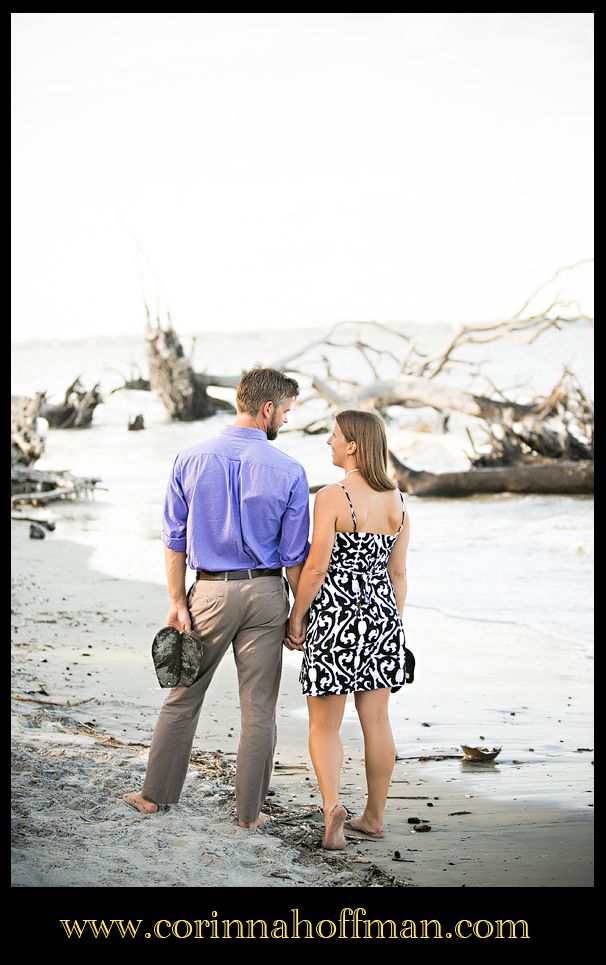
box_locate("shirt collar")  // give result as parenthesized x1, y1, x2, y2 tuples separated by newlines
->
(222, 425, 268, 441)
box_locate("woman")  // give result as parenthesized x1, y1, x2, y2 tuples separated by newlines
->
(285, 409, 410, 850)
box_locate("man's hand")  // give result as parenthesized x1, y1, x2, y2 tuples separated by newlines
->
(282, 612, 307, 652)
(283, 627, 304, 652)
(165, 600, 191, 633)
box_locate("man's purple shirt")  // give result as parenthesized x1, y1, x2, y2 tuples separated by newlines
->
(161, 425, 310, 571)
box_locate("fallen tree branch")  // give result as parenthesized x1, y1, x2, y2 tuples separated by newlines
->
(388, 450, 593, 496)
(11, 695, 97, 707)
(11, 466, 102, 504)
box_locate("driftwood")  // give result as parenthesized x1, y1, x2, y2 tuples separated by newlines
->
(109, 364, 151, 393)
(146, 309, 236, 421)
(388, 449, 593, 497)
(11, 393, 46, 466)
(10, 512, 56, 530)
(138, 262, 592, 494)
(40, 377, 103, 428)
(296, 266, 593, 494)
(11, 465, 101, 506)
(314, 364, 593, 466)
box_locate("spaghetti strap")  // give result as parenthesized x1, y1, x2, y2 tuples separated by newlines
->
(395, 489, 406, 536)
(339, 484, 357, 532)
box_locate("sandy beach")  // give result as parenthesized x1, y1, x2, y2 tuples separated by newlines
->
(11, 519, 593, 889)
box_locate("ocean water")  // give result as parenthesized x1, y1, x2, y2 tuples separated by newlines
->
(11, 322, 593, 655)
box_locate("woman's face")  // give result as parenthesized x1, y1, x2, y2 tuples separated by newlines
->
(327, 421, 351, 467)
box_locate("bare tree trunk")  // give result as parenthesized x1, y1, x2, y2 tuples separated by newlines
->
(388, 450, 593, 497)
(146, 316, 235, 421)
(11, 394, 46, 466)
(41, 377, 103, 428)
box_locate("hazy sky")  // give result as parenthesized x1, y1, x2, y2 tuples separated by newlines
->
(11, 12, 593, 341)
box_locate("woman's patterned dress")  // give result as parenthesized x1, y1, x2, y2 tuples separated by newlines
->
(299, 485, 407, 696)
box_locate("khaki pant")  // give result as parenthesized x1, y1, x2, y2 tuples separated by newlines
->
(142, 576, 289, 823)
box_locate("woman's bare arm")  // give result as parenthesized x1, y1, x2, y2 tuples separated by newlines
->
(289, 487, 338, 632)
(386, 510, 410, 616)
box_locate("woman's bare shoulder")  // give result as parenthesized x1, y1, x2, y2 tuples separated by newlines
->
(315, 483, 344, 499)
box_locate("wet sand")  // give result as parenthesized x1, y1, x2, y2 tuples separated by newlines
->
(11, 522, 593, 888)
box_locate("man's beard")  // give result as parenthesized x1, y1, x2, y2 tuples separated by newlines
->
(266, 412, 280, 441)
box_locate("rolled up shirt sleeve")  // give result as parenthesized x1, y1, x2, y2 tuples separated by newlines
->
(161, 455, 188, 552)
(279, 466, 311, 568)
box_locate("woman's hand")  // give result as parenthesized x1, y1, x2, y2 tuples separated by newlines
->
(282, 613, 308, 651)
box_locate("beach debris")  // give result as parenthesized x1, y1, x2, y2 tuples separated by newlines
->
(108, 364, 151, 394)
(461, 744, 502, 761)
(29, 523, 46, 539)
(397, 753, 463, 762)
(12, 466, 102, 506)
(146, 309, 236, 421)
(11, 694, 97, 707)
(128, 414, 145, 431)
(11, 393, 47, 466)
(359, 865, 408, 887)
(274, 762, 309, 774)
(448, 811, 473, 816)
(11, 512, 56, 530)
(387, 795, 433, 799)
(412, 824, 431, 832)
(39, 376, 103, 429)
(421, 722, 431, 727)
(426, 802, 434, 807)
(576, 748, 593, 752)
(295, 265, 593, 496)
(407, 817, 421, 824)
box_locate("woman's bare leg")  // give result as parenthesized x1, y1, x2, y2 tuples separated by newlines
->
(307, 694, 348, 848)
(350, 688, 395, 836)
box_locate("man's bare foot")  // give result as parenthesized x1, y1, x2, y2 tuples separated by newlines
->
(238, 812, 271, 829)
(123, 792, 159, 814)
(343, 816, 384, 838)
(322, 802, 347, 850)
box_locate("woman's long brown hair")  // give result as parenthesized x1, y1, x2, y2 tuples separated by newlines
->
(335, 409, 396, 492)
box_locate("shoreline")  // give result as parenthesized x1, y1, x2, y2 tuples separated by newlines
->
(11, 523, 593, 887)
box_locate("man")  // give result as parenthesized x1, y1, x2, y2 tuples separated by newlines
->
(123, 366, 310, 829)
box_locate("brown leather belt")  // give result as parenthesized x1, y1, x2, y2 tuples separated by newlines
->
(196, 568, 282, 581)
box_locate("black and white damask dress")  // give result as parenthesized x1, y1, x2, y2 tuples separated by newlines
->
(299, 485, 407, 697)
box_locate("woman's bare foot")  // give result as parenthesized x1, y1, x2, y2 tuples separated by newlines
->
(343, 816, 384, 838)
(322, 802, 347, 850)
(123, 792, 159, 814)
(239, 812, 271, 829)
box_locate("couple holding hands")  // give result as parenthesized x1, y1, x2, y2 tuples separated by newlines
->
(124, 366, 410, 851)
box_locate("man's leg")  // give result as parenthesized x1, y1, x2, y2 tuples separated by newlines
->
(138, 580, 244, 806)
(232, 577, 289, 825)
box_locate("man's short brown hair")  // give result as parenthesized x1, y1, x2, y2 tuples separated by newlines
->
(236, 366, 300, 417)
